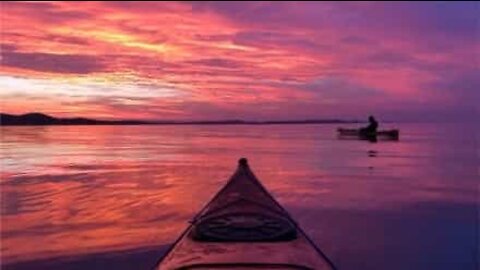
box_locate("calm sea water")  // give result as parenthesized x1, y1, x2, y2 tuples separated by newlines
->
(1, 123, 478, 269)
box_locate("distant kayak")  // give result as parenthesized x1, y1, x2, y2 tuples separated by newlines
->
(337, 128, 399, 140)
(156, 158, 336, 269)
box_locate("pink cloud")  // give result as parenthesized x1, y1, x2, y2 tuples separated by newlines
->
(1, 1, 478, 121)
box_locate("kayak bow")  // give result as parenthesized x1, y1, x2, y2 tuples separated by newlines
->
(156, 158, 336, 270)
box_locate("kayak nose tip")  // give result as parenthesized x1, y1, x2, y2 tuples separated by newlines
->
(238, 158, 248, 167)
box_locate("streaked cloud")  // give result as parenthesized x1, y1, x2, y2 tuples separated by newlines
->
(1, 1, 478, 121)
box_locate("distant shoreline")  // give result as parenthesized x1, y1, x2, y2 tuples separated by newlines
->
(0, 113, 361, 126)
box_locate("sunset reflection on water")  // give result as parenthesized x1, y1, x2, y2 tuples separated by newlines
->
(1, 124, 478, 269)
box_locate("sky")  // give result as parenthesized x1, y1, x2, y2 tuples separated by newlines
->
(1, 1, 478, 121)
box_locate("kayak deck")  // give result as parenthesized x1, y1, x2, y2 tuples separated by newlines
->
(156, 158, 335, 270)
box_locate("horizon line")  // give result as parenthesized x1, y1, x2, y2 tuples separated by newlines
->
(0, 112, 363, 124)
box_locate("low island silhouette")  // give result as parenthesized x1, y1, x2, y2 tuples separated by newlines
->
(0, 112, 360, 126)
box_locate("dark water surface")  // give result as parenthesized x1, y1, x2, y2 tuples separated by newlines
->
(1, 123, 478, 269)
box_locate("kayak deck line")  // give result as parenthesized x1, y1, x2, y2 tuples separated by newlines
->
(155, 158, 336, 270)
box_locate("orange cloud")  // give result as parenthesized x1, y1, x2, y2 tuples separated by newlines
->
(1, 1, 478, 121)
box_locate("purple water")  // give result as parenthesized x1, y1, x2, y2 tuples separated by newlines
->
(1, 123, 478, 269)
